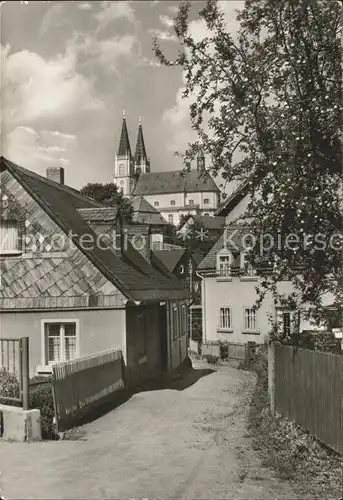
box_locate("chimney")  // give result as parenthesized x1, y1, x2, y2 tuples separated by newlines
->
(46, 167, 64, 185)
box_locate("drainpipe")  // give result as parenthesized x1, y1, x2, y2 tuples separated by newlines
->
(195, 270, 206, 345)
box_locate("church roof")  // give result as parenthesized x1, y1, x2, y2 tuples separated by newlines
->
(133, 170, 219, 196)
(117, 116, 132, 157)
(134, 122, 148, 165)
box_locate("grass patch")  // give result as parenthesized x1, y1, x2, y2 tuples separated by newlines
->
(248, 356, 343, 499)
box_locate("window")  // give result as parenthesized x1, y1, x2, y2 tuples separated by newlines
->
(179, 264, 184, 274)
(240, 252, 255, 276)
(170, 200, 175, 206)
(119, 164, 125, 176)
(244, 308, 257, 331)
(181, 304, 187, 335)
(217, 254, 231, 276)
(137, 314, 147, 359)
(172, 304, 179, 340)
(188, 199, 194, 205)
(204, 198, 209, 204)
(0, 220, 19, 254)
(220, 307, 232, 330)
(154, 201, 159, 207)
(42, 321, 79, 367)
(168, 214, 174, 225)
(276, 309, 300, 337)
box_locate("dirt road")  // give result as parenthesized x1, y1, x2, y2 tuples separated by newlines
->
(0, 362, 298, 499)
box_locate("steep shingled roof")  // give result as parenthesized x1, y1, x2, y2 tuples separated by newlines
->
(180, 214, 226, 231)
(117, 116, 132, 157)
(131, 196, 167, 225)
(77, 207, 118, 222)
(153, 249, 187, 272)
(0, 156, 188, 302)
(133, 170, 220, 196)
(134, 123, 148, 165)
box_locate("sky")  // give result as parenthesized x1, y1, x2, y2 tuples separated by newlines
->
(1, 0, 244, 190)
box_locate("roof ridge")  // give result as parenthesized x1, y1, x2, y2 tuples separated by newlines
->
(1, 156, 102, 207)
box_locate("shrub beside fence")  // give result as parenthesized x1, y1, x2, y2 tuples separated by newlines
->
(52, 348, 125, 432)
(272, 343, 343, 455)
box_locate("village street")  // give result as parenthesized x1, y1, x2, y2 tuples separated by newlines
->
(1, 362, 299, 500)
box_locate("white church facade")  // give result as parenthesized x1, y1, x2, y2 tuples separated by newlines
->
(113, 114, 220, 226)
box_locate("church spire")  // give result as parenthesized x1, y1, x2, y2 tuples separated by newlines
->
(134, 116, 148, 165)
(117, 111, 132, 157)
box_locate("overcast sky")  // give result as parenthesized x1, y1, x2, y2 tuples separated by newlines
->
(1, 0, 243, 189)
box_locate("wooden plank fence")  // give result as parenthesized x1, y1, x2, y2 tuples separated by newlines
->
(274, 344, 343, 455)
(52, 348, 125, 432)
(201, 341, 247, 360)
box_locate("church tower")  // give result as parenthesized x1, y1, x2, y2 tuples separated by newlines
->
(134, 116, 150, 175)
(114, 111, 135, 196)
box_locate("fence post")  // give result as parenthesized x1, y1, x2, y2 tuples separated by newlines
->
(268, 341, 277, 416)
(21, 337, 29, 410)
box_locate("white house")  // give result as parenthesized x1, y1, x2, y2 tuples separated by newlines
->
(197, 181, 333, 346)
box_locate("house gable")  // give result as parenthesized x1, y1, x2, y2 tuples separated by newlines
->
(0, 169, 127, 310)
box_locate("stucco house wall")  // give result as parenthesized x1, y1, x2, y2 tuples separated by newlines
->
(202, 276, 310, 344)
(0, 308, 126, 377)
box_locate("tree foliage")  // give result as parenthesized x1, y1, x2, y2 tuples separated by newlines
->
(154, 0, 343, 328)
(80, 183, 133, 220)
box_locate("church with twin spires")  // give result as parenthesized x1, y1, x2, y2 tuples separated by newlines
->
(114, 113, 220, 226)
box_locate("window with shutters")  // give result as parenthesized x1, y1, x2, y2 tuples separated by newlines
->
(0, 220, 20, 255)
(276, 309, 300, 337)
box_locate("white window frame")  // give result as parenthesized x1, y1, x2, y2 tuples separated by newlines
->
(154, 201, 159, 207)
(170, 200, 176, 206)
(243, 307, 258, 333)
(0, 220, 21, 256)
(204, 198, 209, 204)
(216, 251, 232, 278)
(179, 264, 184, 274)
(218, 306, 232, 332)
(240, 251, 257, 279)
(168, 214, 174, 224)
(38, 319, 80, 373)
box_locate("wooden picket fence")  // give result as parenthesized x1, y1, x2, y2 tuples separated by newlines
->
(275, 344, 343, 455)
(52, 348, 125, 432)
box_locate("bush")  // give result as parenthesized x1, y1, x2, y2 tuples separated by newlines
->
(0, 371, 56, 439)
(219, 340, 229, 360)
(29, 382, 57, 439)
(0, 371, 21, 406)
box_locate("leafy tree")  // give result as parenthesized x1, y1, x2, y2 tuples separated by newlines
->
(80, 183, 133, 220)
(153, 0, 342, 333)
